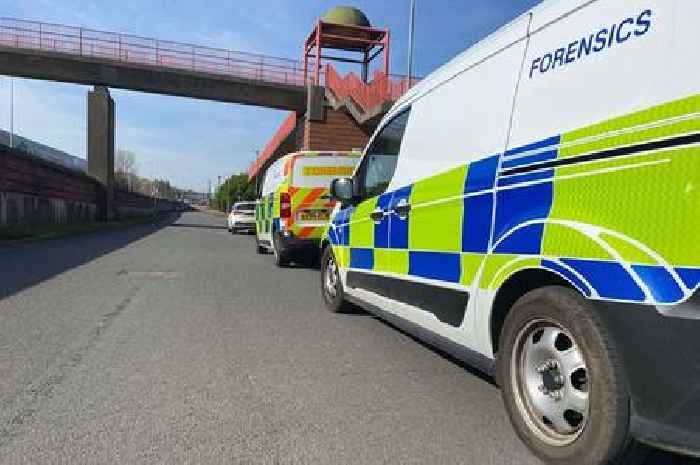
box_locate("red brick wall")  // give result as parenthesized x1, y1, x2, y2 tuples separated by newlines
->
(114, 190, 155, 209)
(114, 190, 176, 211)
(0, 145, 179, 224)
(0, 145, 101, 204)
(303, 108, 371, 152)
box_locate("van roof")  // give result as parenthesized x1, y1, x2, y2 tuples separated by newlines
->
(280, 151, 361, 161)
(277, 151, 361, 168)
(387, 0, 592, 120)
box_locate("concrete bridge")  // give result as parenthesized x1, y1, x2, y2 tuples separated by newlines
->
(0, 18, 309, 110)
(0, 18, 323, 218)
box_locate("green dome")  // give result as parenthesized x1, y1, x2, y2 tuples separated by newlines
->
(322, 6, 371, 27)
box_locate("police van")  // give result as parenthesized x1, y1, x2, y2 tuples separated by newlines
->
(320, 0, 700, 463)
(255, 151, 360, 266)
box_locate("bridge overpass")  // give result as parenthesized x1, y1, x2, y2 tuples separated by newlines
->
(0, 18, 309, 111)
(0, 16, 413, 217)
(0, 17, 325, 220)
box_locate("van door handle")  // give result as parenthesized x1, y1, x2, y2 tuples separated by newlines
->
(370, 208, 385, 224)
(394, 200, 411, 219)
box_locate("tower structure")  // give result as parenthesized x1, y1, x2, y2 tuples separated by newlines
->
(303, 6, 390, 86)
(249, 6, 414, 183)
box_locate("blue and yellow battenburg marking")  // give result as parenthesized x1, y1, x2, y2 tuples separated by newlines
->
(326, 94, 700, 306)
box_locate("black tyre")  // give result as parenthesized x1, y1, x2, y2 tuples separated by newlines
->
(320, 246, 349, 313)
(497, 286, 645, 465)
(272, 233, 290, 267)
(255, 237, 266, 254)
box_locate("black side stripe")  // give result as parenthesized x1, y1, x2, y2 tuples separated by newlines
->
(347, 271, 469, 328)
(501, 132, 700, 177)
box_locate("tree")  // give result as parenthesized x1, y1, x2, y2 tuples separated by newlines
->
(115, 150, 137, 191)
(113, 149, 183, 200)
(215, 173, 256, 211)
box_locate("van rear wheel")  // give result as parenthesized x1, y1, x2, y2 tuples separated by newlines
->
(497, 286, 645, 465)
(254, 236, 266, 254)
(272, 233, 290, 267)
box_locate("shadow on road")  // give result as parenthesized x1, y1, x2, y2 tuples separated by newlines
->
(643, 450, 700, 465)
(286, 260, 321, 270)
(168, 223, 229, 231)
(373, 316, 498, 387)
(0, 213, 181, 301)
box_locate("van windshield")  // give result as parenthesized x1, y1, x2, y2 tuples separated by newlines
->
(291, 155, 359, 189)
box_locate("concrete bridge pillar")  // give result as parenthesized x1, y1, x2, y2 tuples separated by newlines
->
(87, 86, 115, 221)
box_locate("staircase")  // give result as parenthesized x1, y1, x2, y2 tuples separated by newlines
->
(324, 64, 417, 125)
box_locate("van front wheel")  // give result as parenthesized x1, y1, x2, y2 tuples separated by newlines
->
(320, 246, 348, 313)
(497, 286, 645, 465)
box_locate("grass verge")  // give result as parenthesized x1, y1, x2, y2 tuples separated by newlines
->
(0, 215, 162, 243)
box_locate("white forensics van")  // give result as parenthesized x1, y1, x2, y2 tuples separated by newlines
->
(320, 1, 700, 463)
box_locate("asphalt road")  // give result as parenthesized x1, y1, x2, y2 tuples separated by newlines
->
(0, 211, 696, 465)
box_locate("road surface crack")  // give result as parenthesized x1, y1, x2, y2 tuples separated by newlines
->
(0, 286, 141, 448)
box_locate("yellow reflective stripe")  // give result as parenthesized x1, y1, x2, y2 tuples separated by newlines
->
(302, 166, 355, 176)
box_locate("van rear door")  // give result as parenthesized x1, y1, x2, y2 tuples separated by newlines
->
(290, 154, 359, 231)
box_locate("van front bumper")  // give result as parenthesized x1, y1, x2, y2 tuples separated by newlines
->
(596, 298, 700, 457)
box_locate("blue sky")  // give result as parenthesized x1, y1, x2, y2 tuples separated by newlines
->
(0, 0, 540, 191)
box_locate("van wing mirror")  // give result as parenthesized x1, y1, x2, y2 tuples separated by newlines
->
(330, 178, 355, 203)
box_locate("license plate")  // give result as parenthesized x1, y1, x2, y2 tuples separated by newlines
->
(300, 210, 330, 221)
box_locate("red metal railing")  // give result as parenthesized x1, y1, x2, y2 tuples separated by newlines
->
(248, 66, 418, 179)
(248, 112, 298, 178)
(325, 64, 418, 112)
(0, 17, 316, 86)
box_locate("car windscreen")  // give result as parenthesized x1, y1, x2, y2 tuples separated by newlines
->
(234, 204, 255, 212)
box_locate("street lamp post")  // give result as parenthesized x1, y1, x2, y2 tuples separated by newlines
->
(407, 0, 416, 86)
(252, 148, 260, 194)
(7, 77, 14, 149)
(217, 175, 223, 211)
(153, 181, 158, 213)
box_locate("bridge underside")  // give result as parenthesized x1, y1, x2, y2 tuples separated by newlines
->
(0, 46, 308, 111)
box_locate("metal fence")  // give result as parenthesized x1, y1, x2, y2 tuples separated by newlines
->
(247, 112, 298, 178)
(0, 17, 313, 86)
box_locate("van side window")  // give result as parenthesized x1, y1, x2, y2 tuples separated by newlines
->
(360, 109, 411, 198)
